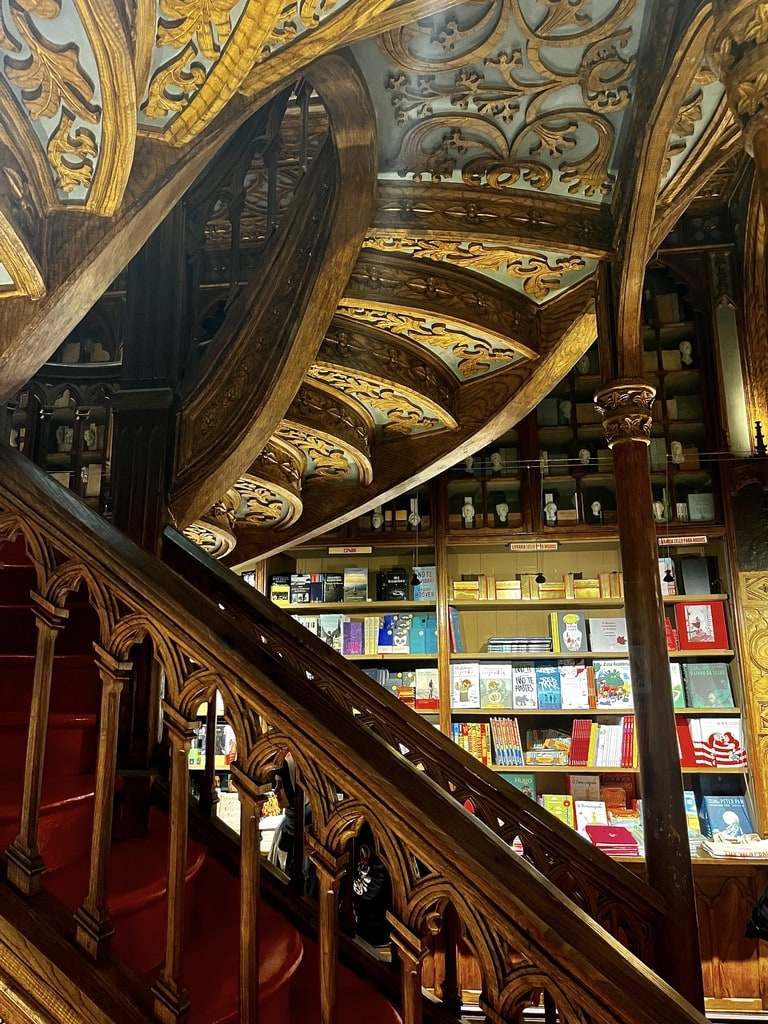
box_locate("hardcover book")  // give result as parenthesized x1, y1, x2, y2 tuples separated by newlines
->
(550, 610, 588, 653)
(674, 601, 728, 651)
(322, 572, 344, 603)
(540, 794, 574, 827)
(687, 717, 747, 767)
(567, 773, 601, 800)
(479, 663, 512, 708)
(318, 614, 344, 652)
(683, 662, 734, 708)
(587, 617, 628, 653)
(412, 566, 437, 602)
(414, 667, 439, 710)
(558, 660, 591, 709)
(534, 662, 562, 709)
(341, 619, 364, 656)
(501, 772, 536, 800)
(343, 567, 369, 602)
(511, 664, 538, 709)
(450, 662, 481, 708)
(289, 573, 312, 604)
(268, 574, 291, 607)
(593, 660, 633, 708)
(574, 799, 608, 832)
(699, 794, 753, 839)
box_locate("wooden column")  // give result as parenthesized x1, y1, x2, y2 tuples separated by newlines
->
(6, 595, 67, 895)
(594, 380, 704, 1009)
(306, 835, 348, 1024)
(151, 703, 197, 1024)
(230, 765, 269, 1024)
(74, 646, 133, 959)
(388, 916, 426, 1024)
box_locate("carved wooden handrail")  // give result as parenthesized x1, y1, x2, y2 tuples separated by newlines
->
(0, 444, 708, 1024)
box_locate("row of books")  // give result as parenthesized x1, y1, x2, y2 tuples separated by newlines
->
(454, 714, 747, 770)
(270, 566, 437, 605)
(450, 659, 734, 711)
(451, 571, 623, 602)
(363, 666, 439, 710)
(551, 605, 730, 655)
(294, 612, 438, 655)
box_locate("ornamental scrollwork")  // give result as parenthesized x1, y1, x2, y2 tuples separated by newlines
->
(363, 235, 586, 300)
(708, 0, 768, 153)
(594, 380, 656, 446)
(275, 423, 356, 480)
(235, 477, 295, 527)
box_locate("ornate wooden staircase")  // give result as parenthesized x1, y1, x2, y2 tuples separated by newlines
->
(0, 443, 713, 1024)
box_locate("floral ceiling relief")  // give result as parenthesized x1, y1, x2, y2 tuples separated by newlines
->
(375, 0, 643, 202)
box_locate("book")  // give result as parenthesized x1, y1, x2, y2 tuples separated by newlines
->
(540, 793, 574, 827)
(268, 574, 291, 606)
(679, 556, 714, 595)
(412, 565, 437, 601)
(511, 663, 538, 708)
(587, 617, 628, 653)
(341, 619, 364, 655)
(584, 824, 639, 856)
(683, 662, 734, 708)
(414, 667, 439, 710)
(318, 614, 344, 651)
(699, 794, 754, 839)
(450, 662, 480, 708)
(479, 663, 512, 708)
(670, 663, 685, 708)
(592, 659, 633, 708)
(567, 773, 601, 800)
(574, 799, 608, 832)
(687, 717, 747, 767)
(343, 567, 368, 602)
(308, 572, 324, 603)
(558, 660, 591, 709)
(501, 772, 536, 800)
(549, 610, 588, 653)
(658, 557, 677, 596)
(289, 573, 312, 604)
(534, 662, 561, 709)
(674, 601, 729, 650)
(322, 572, 344, 603)
(448, 606, 464, 653)
(377, 567, 409, 601)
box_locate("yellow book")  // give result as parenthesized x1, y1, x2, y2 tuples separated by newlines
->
(586, 721, 600, 767)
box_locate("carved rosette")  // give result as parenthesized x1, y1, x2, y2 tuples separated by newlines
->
(593, 379, 656, 448)
(708, 0, 768, 157)
(183, 488, 240, 558)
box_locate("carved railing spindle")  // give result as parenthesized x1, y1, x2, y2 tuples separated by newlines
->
(389, 918, 426, 1024)
(74, 646, 133, 959)
(6, 594, 67, 896)
(151, 704, 197, 1024)
(307, 836, 348, 1024)
(231, 766, 268, 1024)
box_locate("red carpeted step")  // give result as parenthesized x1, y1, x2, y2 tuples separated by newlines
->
(289, 934, 402, 1024)
(0, 604, 98, 655)
(0, 655, 101, 712)
(0, 774, 95, 871)
(0, 534, 35, 568)
(0, 712, 97, 776)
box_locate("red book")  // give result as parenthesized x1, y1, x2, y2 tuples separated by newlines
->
(675, 717, 697, 767)
(674, 601, 728, 651)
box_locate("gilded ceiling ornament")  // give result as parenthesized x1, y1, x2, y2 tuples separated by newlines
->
(379, 2, 508, 72)
(512, 0, 638, 44)
(709, 0, 768, 155)
(235, 478, 294, 526)
(363, 235, 585, 300)
(594, 380, 656, 447)
(144, 45, 207, 118)
(157, 0, 239, 60)
(336, 303, 524, 380)
(48, 112, 97, 192)
(307, 364, 451, 434)
(276, 423, 361, 480)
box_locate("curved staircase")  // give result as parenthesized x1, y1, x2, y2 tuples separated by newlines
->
(0, 532, 400, 1024)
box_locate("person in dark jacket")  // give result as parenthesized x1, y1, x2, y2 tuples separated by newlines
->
(352, 823, 393, 947)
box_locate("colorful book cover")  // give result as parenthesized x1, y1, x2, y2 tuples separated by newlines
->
(317, 614, 344, 652)
(322, 571, 344, 603)
(688, 717, 747, 767)
(674, 600, 728, 650)
(699, 794, 753, 839)
(343, 566, 369, 602)
(450, 662, 481, 708)
(550, 610, 589, 653)
(412, 566, 437, 602)
(268, 574, 291, 606)
(683, 662, 734, 708)
(479, 663, 513, 708)
(540, 794, 575, 828)
(341, 619, 364, 655)
(511, 664, 538, 709)
(670, 663, 685, 708)
(593, 659, 633, 708)
(289, 573, 312, 604)
(414, 667, 439, 710)
(587, 617, 628, 653)
(535, 662, 561, 709)
(574, 799, 608, 832)
(558, 660, 590, 708)
(501, 772, 536, 800)
(567, 773, 601, 800)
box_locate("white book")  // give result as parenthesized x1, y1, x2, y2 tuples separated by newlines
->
(479, 663, 513, 708)
(575, 799, 609, 832)
(511, 663, 538, 709)
(568, 774, 601, 801)
(558, 660, 590, 709)
(450, 662, 481, 708)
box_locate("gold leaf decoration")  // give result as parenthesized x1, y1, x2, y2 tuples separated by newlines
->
(157, 0, 240, 61)
(5, 7, 98, 123)
(47, 110, 97, 192)
(144, 45, 207, 119)
(275, 424, 353, 479)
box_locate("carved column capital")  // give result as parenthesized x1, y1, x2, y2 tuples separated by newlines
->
(593, 379, 656, 448)
(709, 0, 768, 158)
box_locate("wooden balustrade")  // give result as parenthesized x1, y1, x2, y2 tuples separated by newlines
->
(0, 444, 711, 1024)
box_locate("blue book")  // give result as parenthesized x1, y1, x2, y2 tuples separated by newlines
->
(699, 794, 753, 839)
(535, 662, 561, 709)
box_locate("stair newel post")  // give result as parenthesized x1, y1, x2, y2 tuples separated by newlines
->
(388, 916, 426, 1024)
(151, 702, 197, 1024)
(229, 765, 269, 1024)
(306, 835, 348, 1024)
(438, 902, 461, 1016)
(6, 594, 67, 896)
(74, 645, 133, 959)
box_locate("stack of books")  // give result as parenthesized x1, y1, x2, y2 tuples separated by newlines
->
(486, 636, 552, 653)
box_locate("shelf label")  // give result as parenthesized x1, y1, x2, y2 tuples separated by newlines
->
(657, 536, 708, 546)
(509, 541, 559, 551)
(328, 545, 373, 554)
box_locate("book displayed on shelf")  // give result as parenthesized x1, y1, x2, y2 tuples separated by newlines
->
(584, 824, 639, 856)
(451, 662, 481, 707)
(539, 793, 574, 827)
(289, 573, 312, 604)
(341, 619, 364, 655)
(448, 606, 464, 653)
(687, 716, 747, 767)
(490, 716, 524, 766)
(679, 556, 715, 595)
(587, 617, 628, 652)
(414, 667, 439, 710)
(376, 567, 409, 601)
(574, 799, 609, 832)
(269, 574, 291, 606)
(479, 663, 512, 708)
(558, 660, 591, 709)
(511, 664, 538, 708)
(699, 794, 753, 839)
(343, 567, 369, 602)
(412, 565, 437, 601)
(318, 614, 344, 651)
(670, 663, 685, 708)
(550, 611, 588, 653)
(658, 557, 677, 596)
(501, 772, 536, 800)
(674, 600, 728, 651)
(452, 720, 491, 764)
(534, 662, 562, 709)
(683, 662, 734, 708)
(593, 660, 633, 708)
(323, 572, 344, 603)
(567, 773, 601, 800)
